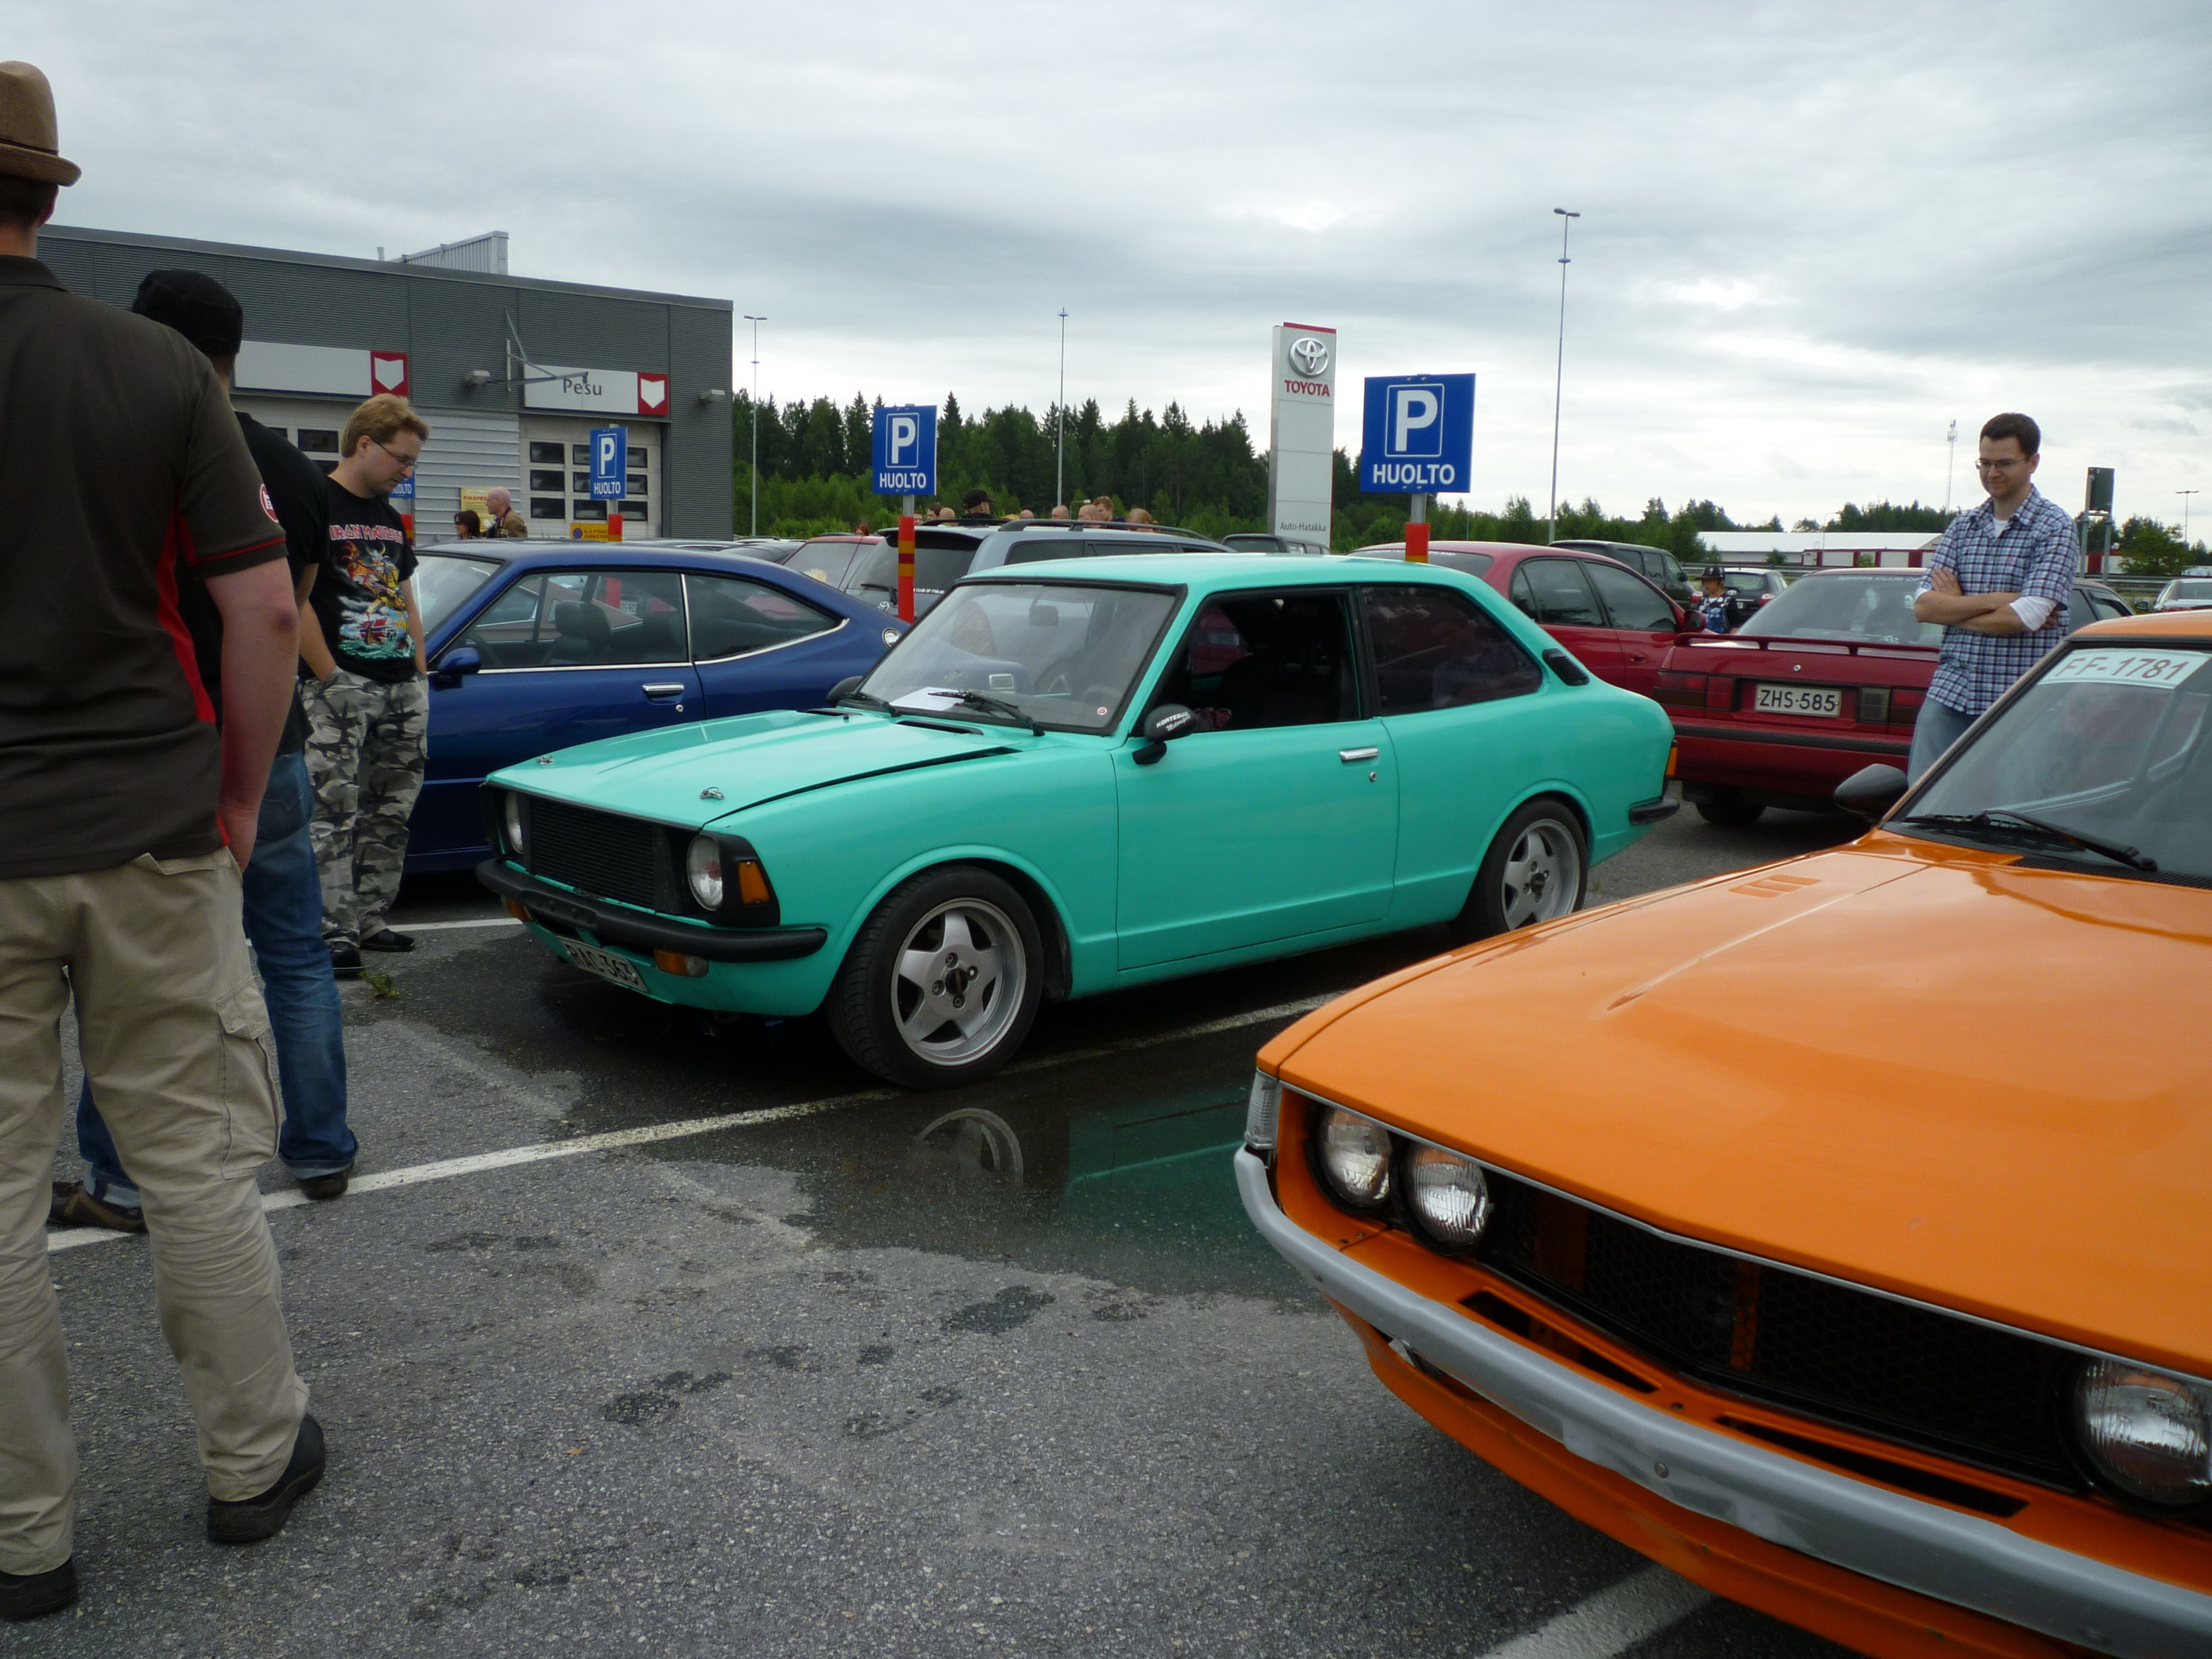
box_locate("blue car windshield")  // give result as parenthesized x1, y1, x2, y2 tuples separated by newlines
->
(416, 552, 504, 634)
(1905, 644, 2212, 880)
(860, 582, 1179, 732)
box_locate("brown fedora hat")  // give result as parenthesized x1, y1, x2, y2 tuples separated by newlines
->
(0, 62, 80, 187)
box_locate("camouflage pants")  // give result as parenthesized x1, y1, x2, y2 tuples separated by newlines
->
(299, 670, 428, 946)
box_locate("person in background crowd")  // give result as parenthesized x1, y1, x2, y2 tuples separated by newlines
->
(1696, 568, 1745, 633)
(959, 487, 994, 522)
(1048, 504, 1071, 520)
(1017, 509, 1035, 520)
(299, 394, 430, 975)
(56, 269, 358, 1234)
(451, 508, 481, 539)
(482, 486, 526, 538)
(0, 63, 322, 1621)
(852, 521, 869, 535)
(1907, 411, 2076, 780)
(1125, 507, 1156, 529)
(936, 505, 956, 521)
(1078, 497, 1111, 523)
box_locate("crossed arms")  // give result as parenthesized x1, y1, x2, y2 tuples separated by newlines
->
(1913, 566, 2030, 634)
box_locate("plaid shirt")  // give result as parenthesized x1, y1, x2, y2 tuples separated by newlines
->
(1916, 487, 2076, 715)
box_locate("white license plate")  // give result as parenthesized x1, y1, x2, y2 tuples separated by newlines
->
(562, 939, 647, 991)
(1753, 683, 1843, 717)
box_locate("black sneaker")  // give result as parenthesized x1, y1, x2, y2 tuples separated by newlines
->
(359, 927, 415, 953)
(297, 1165, 352, 1201)
(208, 1413, 324, 1544)
(1, 1559, 77, 1621)
(328, 941, 363, 979)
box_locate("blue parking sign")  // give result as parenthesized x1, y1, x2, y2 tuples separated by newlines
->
(872, 405, 937, 496)
(588, 425, 627, 501)
(1360, 374, 1475, 493)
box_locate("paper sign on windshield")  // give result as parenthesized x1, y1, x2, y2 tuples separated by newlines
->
(2042, 650, 2207, 691)
(891, 687, 967, 712)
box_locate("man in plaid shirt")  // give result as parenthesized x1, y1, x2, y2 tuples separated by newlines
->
(1907, 411, 2077, 779)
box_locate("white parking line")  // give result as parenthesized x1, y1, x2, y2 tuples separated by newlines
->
(396, 917, 523, 932)
(1477, 1564, 1710, 1658)
(46, 992, 1335, 1255)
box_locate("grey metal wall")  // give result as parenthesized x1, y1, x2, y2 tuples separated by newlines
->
(40, 226, 734, 538)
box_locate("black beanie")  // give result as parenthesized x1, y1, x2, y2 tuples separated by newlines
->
(131, 268, 244, 358)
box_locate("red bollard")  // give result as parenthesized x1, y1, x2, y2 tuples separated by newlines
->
(897, 514, 917, 622)
(1405, 520, 1430, 564)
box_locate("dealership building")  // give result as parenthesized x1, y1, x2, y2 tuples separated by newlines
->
(40, 225, 735, 540)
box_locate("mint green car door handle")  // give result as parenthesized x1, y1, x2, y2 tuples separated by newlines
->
(1339, 746, 1380, 763)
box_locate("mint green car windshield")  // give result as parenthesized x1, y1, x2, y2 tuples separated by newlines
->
(860, 582, 1178, 731)
(1906, 645, 2212, 879)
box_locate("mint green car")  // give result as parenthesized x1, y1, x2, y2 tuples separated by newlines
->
(479, 555, 1675, 1086)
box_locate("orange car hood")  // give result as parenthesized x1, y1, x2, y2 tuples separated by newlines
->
(1272, 837, 2212, 1375)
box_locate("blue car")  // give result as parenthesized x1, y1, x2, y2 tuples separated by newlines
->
(406, 540, 906, 872)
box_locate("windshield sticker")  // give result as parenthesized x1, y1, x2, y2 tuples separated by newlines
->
(891, 687, 968, 712)
(2042, 650, 2206, 691)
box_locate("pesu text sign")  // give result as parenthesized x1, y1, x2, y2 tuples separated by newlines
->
(872, 405, 938, 496)
(1360, 373, 1475, 493)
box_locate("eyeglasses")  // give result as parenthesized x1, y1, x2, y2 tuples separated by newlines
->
(1976, 457, 2026, 471)
(372, 437, 420, 474)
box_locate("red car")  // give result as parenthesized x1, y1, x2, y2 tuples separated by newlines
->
(1657, 567, 2136, 824)
(1357, 541, 1691, 698)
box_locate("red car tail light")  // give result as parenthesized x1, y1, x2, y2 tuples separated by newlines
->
(1706, 677, 1736, 711)
(1857, 686, 1891, 723)
(1651, 670, 1708, 709)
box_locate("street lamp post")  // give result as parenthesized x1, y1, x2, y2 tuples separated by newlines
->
(1056, 308, 1068, 511)
(1546, 209, 1580, 546)
(2180, 490, 2200, 552)
(742, 315, 765, 536)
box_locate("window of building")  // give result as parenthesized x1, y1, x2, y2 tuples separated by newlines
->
(627, 473, 648, 495)
(573, 500, 608, 522)
(297, 428, 341, 454)
(1363, 586, 1541, 712)
(529, 441, 567, 465)
(529, 470, 566, 493)
(529, 498, 567, 522)
(571, 445, 591, 465)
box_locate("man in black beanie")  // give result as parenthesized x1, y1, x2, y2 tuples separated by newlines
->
(54, 270, 358, 1237)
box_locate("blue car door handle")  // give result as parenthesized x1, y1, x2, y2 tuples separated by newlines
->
(1339, 746, 1380, 763)
(642, 683, 687, 699)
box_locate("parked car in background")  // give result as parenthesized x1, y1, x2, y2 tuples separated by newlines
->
(406, 542, 906, 872)
(1238, 605, 2212, 1659)
(1655, 567, 2138, 824)
(478, 555, 1674, 1087)
(2154, 577, 2212, 612)
(1718, 566, 1790, 610)
(785, 520, 1237, 618)
(1553, 538, 1695, 605)
(1356, 541, 1691, 699)
(1222, 532, 1326, 555)
(765, 533, 883, 593)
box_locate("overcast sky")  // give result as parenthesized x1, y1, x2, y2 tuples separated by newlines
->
(18, 0, 2211, 528)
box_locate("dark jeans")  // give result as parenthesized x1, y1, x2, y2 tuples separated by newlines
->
(1907, 698, 1978, 783)
(79, 750, 354, 1201)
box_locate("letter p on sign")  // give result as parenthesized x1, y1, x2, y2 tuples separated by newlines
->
(888, 415, 918, 466)
(1391, 386, 1441, 456)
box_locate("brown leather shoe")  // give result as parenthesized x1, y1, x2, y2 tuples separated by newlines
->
(49, 1180, 145, 1233)
(297, 1166, 352, 1201)
(0, 1558, 76, 1621)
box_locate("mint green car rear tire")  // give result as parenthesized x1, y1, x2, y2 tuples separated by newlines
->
(1447, 798, 1588, 945)
(827, 865, 1045, 1088)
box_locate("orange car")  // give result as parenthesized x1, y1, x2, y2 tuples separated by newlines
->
(1238, 609, 2212, 1658)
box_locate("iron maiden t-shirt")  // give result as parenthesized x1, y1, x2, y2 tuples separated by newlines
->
(312, 479, 420, 681)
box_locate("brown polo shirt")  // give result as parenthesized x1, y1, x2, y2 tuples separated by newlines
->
(0, 256, 286, 879)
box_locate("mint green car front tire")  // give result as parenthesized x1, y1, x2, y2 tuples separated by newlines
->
(827, 865, 1046, 1088)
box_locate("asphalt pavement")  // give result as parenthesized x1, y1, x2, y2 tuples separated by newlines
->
(33, 799, 1868, 1658)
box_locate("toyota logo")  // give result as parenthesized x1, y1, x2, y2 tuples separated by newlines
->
(1287, 335, 1331, 378)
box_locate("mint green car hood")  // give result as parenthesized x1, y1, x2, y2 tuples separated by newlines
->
(493, 709, 1018, 829)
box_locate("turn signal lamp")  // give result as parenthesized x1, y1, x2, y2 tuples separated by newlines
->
(653, 949, 709, 978)
(503, 897, 529, 922)
(1245, 1071, 1282, 1152)
(735, 858, 773, 906)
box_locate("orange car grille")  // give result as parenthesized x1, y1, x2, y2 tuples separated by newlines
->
(526, 800, 661, 909)
(1477, 1178, 2081, 1488)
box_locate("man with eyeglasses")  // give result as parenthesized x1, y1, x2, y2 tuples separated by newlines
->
(1907, 411, 2076, 779)
(299, 394, 431, 979)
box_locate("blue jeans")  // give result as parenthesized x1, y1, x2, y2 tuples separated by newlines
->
(79, 750, 355, 1200)
(1907, 698, 1978, 783)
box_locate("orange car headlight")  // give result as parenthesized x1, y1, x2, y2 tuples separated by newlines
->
(2074, 1359, 2212, 1510)
(1402, 1144, 1492, 1250)
(1317, 1107, 1393, 1209)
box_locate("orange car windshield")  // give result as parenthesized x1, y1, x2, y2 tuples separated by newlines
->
(1904, 644, 2212, 879)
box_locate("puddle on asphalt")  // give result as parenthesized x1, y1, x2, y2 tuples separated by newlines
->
(364, 926, 1453, 1302)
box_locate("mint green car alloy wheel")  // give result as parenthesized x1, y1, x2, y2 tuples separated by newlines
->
(894, 897, 1029, 1066)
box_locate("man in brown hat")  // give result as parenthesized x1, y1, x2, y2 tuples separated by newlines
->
(0, 62, 322, 1622)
